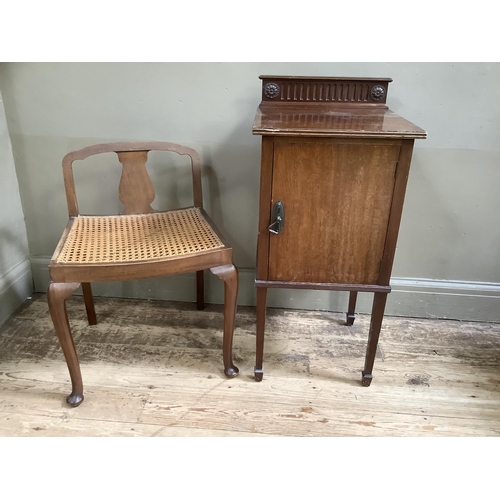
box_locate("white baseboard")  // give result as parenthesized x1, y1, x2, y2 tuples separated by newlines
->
(0, 258, 33, 326)
(30, 257, 500, 322)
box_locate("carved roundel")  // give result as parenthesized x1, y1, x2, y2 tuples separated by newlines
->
(264, 82, 280, 99)
(370, 85, 386, 101)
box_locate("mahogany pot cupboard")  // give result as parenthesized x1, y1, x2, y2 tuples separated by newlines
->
(252, 76, 427, 385)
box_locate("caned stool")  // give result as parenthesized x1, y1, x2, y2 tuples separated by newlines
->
(48, 142, 239, 407)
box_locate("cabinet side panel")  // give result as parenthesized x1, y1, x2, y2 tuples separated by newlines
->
(268, 140, 400, 284)
(378, 140, 415, 285)
(256, 136, 274, 280)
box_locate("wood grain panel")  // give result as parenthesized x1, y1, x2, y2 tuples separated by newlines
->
(268, 138, 400, 284)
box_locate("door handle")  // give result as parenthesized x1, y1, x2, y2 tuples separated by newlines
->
(269, 201, 285, 235)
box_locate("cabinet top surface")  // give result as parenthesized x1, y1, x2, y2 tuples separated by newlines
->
(253, 76, 427, 139)
(252, 103, 427, 139)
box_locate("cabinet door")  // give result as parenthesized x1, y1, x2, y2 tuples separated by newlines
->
(268, 138, 401, 284)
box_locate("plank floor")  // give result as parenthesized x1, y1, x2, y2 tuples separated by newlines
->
(0, 293, 499, 437)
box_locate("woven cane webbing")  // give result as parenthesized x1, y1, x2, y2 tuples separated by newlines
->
(56, 208, 225, 264)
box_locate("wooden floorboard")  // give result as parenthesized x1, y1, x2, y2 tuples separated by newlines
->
(0, 293, 499, 437)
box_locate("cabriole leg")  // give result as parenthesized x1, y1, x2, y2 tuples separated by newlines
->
(47, 282, 84, 407)
(210, 265, 239, 378)
(362, 292, 388, 387)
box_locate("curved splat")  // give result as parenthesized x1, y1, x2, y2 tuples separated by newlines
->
(117, 151, 155, 214)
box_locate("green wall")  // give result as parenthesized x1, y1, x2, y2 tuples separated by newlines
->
(0, 62, 498, 321)
(0, 87, 32, 325)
